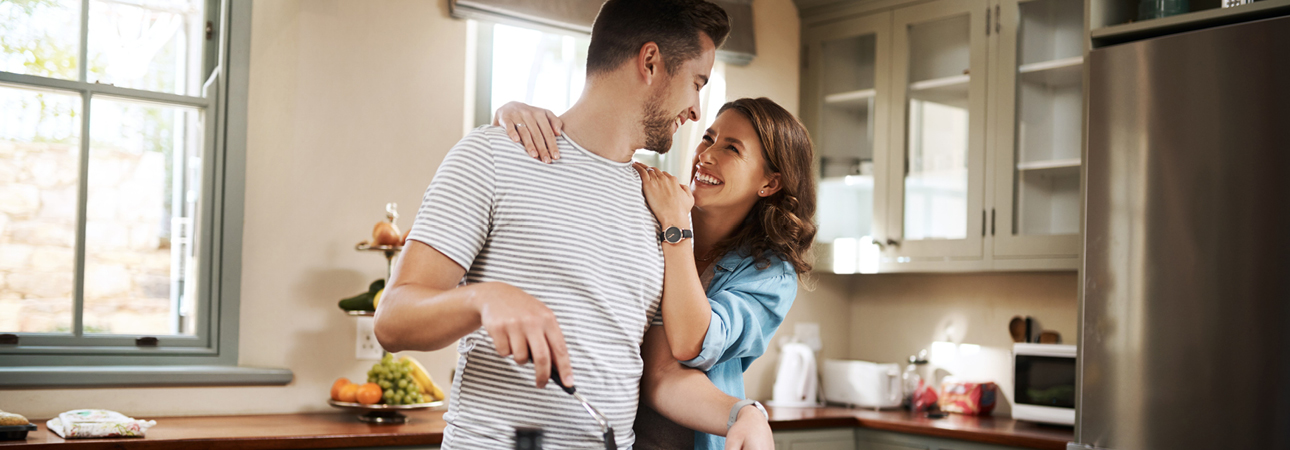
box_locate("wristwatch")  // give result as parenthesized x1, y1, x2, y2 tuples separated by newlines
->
(658, 226, 693, 244)
(727, 399, 768, 430)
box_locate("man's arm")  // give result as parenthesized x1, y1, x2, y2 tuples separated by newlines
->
(374, 240, 574, 388)
(640, 326, 772, 448)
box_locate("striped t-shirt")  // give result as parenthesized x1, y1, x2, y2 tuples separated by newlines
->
(406, 125, 665, 449)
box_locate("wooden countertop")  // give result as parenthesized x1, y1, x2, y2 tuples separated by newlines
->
(766, 406, 1073, 450)
(2, 407, 1072, 449)
(1, 411, 446, 450)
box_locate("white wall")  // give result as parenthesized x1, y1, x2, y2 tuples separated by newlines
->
(845, 272, 1078, 417)
(725, 0, 801, 115)
(0, 0, 809, 419)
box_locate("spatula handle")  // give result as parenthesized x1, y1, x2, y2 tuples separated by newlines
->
(550, 371, 576, 395)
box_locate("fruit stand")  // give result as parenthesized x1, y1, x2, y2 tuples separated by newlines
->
(330, 203, 447, 423)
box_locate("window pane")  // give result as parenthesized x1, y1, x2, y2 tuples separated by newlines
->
(88, 0, 205, 95)
(490, 23, 588, 115)
(0, 85, 81, 334)
(0, 0, 82, 80)
(84, 96, 201, 335)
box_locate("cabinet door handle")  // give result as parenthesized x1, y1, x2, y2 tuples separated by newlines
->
(985, 7, 991, 36)
(991, 208, 997, 236)
(996, 5, 1002, 34)
(873, 239, 900, 249)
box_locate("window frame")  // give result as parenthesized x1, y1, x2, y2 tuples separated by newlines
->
(471, 19, 722, 176)
(0, 0, 288, 387)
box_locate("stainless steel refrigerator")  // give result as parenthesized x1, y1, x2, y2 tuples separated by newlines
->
(1079, 14, 1290, 450)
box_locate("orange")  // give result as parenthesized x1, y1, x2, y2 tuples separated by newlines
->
(337, 383, 360, 403)
(356, 383, 383, 405)
(331, 378, 352, 401)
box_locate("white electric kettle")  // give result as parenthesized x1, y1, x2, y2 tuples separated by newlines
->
(768, 342, 819, 407)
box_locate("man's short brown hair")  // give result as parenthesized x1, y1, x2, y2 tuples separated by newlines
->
(586, 0, 730, 77)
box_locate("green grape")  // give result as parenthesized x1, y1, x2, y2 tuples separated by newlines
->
(379, 380, 391, 390)
(397, 379, 408, 389)
(394, 393, 405, 404)
(383, 390, 393, 401)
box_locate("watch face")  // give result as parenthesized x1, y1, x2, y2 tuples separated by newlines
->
(664, 227, 682, 243)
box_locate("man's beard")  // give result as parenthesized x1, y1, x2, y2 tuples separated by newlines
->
(641, 87, 674, 154)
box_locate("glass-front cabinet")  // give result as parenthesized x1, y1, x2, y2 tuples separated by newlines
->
(801, 13, 891, 274)
(990, 0, 1085, 263)
(885, 0, 990, 265)
(800, 0, 1085, 273)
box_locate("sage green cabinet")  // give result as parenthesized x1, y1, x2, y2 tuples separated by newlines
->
(774, 428, 858, 450)
(773, 428, 1041, 450)
(801, 12, 892, 274)
(987, 0, 1086, 269)
(855, 428, 1037, 450)
(885, 0, 991, 265)
(801, 0, 1087, 273)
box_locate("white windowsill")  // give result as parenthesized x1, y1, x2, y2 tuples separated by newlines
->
(0, 365, 293, 388)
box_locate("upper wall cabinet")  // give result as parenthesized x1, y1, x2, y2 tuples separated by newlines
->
(803, 0, 1086, 273)
(990, 0, 1085, 267)
(801, 12, 892, 274)
(886, 0, 990, 265)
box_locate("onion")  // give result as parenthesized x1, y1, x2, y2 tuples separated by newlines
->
(372, 222, 402, 246)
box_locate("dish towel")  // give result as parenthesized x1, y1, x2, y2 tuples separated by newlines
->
(46, 410, 155, 439)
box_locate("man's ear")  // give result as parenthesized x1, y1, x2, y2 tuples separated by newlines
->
(637, 42, 664, 85)
(760, 173, 783, 197)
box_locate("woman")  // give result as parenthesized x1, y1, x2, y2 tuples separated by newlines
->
(497, 98, 817, 450)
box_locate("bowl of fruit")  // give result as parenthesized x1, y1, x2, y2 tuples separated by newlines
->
(328, 354, 447, 423)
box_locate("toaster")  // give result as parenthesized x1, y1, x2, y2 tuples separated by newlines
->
(821, 359, 903, 409)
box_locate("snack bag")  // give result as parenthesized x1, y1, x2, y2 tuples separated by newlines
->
(46, 410, 155, 439)
(938, 381, 998, 416)
(910, 380, 939, 412)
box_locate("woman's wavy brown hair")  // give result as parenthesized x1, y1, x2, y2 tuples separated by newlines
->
(704, 97, 817, 276)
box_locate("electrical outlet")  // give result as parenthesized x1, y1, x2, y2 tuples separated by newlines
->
(356, 316, 383, 360)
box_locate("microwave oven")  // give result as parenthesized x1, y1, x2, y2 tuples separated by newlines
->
(1012, 343, 1076, 426)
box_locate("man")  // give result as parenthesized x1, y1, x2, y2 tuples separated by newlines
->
(374, 0, 774, 448)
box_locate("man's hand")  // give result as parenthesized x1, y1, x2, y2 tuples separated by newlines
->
(725, 405, 773, 450)
(476, 283, 574, 389)
(375, 241, 573, 390)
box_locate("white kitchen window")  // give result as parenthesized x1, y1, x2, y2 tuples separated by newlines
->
(0, 0, 285, 386)
(470, 20, 725, 177)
